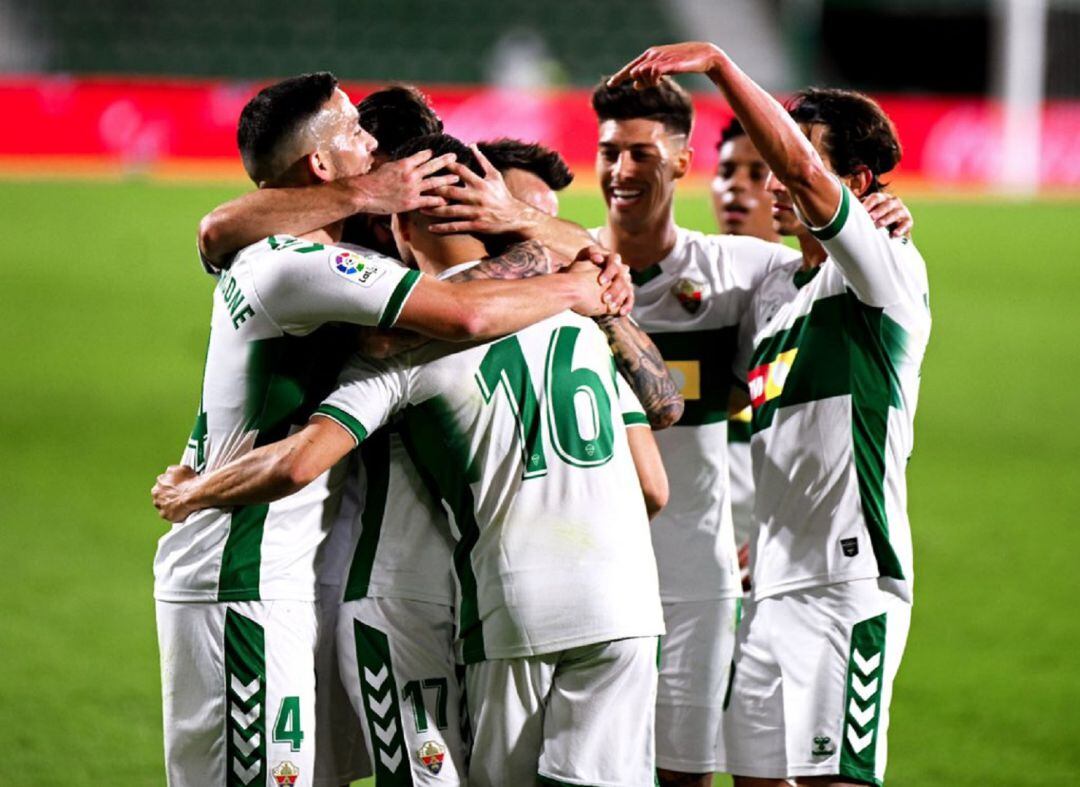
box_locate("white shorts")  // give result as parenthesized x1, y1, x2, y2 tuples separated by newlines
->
(466, 637, 659, 787)
(655, 597, 740, 773)
(156, 599, 318, 787)
(336, 596, 466, 785)
(717, 579, 912, 784)
(313, 590, 371, 786)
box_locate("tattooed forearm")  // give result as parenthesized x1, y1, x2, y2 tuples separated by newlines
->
(448, 240, 554, 281)
(597, 315, 684, 430)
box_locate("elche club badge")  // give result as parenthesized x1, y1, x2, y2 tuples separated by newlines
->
(671, 278, 705, 314)
(272, 761, 300, 785)
(331, 250, 386, 287)
(417, 740, 447, 774)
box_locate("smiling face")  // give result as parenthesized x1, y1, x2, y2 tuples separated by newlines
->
(597, 117, 690, 233)
(711, 135, 778, 242)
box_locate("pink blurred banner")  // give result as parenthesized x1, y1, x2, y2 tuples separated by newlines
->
(2, 75, 1079, 187)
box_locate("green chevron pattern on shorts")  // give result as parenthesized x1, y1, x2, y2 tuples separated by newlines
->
(354, 620, 412, 786)
(840, 612, 888, 785)
(224, 609, 266, 787)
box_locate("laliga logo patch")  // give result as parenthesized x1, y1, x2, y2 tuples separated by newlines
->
(331, 251, 386, 287)
(417, 740, 446, 774)
(272, 761, 300, 785)
(671, 278, 705, 314)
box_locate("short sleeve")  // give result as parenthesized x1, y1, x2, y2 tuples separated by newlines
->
(719, 235, 801, 296)
(615, 371, 649, 428)
(314, 354, 410, 446)
(251, 237, 422, 334)
(797, 182, 927, 309)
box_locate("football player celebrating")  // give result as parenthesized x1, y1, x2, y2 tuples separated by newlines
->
(612, 42, 930, 787)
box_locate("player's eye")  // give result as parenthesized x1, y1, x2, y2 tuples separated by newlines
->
(719, 164, 735, 179)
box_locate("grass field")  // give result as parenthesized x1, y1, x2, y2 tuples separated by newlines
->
(1, 178, 1078, 785)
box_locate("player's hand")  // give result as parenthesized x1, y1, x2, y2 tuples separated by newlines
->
(351, 150, 459, 215)
(152, 465, 199, 523)
(423, 145, 532, 235)
(575, 245, 634, 316)
(608, 42, 724, 89)
(861, 192, 914, 238)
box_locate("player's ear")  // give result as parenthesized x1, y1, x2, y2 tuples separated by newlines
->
(847, 165, 874, 198)
(673, 143, 694, 180)
(391, 212, 410, 243)
(307, 150, 333, 183)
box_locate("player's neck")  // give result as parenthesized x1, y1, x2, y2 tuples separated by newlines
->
(602, 210, 678, 271)
(413, 234, 488, 277)
(795, 231, 828, 270)
(297, 219, 345, 247)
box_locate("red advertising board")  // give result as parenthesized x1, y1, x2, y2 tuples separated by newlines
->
(1, 75, 1078, 188)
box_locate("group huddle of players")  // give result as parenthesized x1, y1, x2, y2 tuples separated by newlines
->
(151, 39, 930, 787)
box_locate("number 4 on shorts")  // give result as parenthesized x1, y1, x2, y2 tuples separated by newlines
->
(273, 696, 304, 751)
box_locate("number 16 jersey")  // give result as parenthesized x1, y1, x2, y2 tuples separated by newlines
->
(315, 309, 665, 664)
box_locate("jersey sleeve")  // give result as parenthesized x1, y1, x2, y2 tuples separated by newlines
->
(797, 182, 927, 309)
(719, 235, 801, 294)
(313, 355, 410, 446)
(615, 370, 649, 428)
(251, 238, 422, 335)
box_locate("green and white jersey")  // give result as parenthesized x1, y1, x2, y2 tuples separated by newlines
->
(316, 301, 662, 663)
(727, 407, 755, 551)
(595, 226, 799, 601)
(337, 424, 456, 606)
(153, 235, 422, 603)
(738, 184, 931, 603)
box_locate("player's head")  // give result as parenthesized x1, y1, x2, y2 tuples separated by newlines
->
(769, 87, 902, 236)
(592, 76, 694, 231)
(477, 138, 573, 217)
(388, 133, 486, 266)
(357, 85, 443, 167)
(237, 72, 376, 187)
(711, 117, 778, 242)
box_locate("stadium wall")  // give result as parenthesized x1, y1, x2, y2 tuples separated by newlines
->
(2, 76, 1079, 191)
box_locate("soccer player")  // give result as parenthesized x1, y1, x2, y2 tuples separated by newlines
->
(588, 75, 800, 787)
(152, 74, 628, 787)
(611, 42, 931, 786)
(476, 138, 573, 216)
(156, 132, 668, 787)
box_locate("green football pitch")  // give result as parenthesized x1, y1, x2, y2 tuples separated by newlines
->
(1, 179, 1077, 785)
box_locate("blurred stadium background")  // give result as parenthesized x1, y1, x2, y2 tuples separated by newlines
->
(1, 1, 1077, 784)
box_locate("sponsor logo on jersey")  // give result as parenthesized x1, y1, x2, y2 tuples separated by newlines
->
(748, 348, 799, 409)
(671, 278, 705, 314)
(665, 360, 701, 399)
(331, 251, 386, 287)
(272, 761, 300, 785)
(812, 735, 836, 756)
(417, 740, 446, 774)
(841, 537, 859, 557)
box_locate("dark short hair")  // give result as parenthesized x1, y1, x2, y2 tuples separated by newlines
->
(716, 116, 746, 149)
(787, 88, 902, 194)
(591, 76, 693, 137)
(357, 85, 443, 154)
(237, 71, 339, 184)
(391, 132, 484, 182)
(477, 138, 573, 191)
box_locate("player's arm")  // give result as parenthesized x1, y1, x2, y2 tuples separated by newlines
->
(151, 418, 355, 522)
(596, 315, 683, 429)
(627, 426, 668, 519)
(424, 146, 597, 261)
(395, 258, 633, 341)
(197, 150, 458, 267)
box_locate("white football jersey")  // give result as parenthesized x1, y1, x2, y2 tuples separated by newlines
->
(737, 184, 931, 602)
(597, 226, 799, 601)
(316, 302, 662, 663)
(153, 235, 422, 602)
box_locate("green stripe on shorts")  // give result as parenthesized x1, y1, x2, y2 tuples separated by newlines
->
(224, 609, 267, 786)
(839, 612, 887, 784)
(354, 620, 413, 786)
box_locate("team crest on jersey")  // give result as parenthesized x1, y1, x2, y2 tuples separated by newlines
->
(272, 761, 300, 785)
(417, 740, 446, 774)
(670, 278, 705, 314)
(331, 251, 386, 287)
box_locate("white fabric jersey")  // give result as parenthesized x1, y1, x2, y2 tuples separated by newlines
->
(316, 306, 663, 663)
(736, 185, 931, 602)
(594, 226, 799, 601)
(154, 235, 422, 602)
